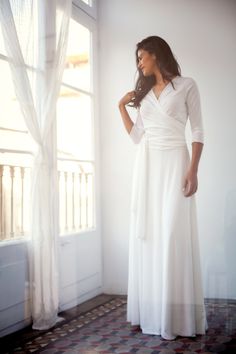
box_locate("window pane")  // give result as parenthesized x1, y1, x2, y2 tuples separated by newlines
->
(0, 60, 35, 152)
(0, 130, 34, 153)
(62, 19, 91, 92)
(0, 61, 26, 131)
(57, 86, 93, 160)
(0, 26, 7, 56)
(81, 0, 93, 6)
(0, 2, 38, 66)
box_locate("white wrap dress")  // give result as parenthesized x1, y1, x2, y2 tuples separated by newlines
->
(126, 75, 208, 340)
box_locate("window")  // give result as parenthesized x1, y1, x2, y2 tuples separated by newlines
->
(0, 1, 97, 241)
(58, 14, 96, 234)
(0, 37, 34, 241)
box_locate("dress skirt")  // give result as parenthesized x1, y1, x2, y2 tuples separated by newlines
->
(127, 142, 208, 340)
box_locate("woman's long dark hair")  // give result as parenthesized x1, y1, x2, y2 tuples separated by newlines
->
(129, 36, 181, 108)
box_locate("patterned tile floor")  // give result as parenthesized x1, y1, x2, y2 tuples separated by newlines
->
(1, 297, 236, 354)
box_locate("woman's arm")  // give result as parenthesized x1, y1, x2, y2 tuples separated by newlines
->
(183, 142, 203, 197)
(190, 142, 203, 173)
(118, 91, 145, 144)
(183, 78, 204, 197)
(118, 91, 136, 133)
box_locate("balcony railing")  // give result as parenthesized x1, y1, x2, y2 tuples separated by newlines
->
(58, 157, 95, 234)
(0, 154, 95, 242)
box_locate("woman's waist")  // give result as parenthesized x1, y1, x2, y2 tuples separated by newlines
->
(143, 130, 186, 150)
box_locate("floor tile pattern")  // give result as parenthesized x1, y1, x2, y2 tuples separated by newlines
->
(2, 298, 236, 353)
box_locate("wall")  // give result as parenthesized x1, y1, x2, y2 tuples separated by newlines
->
(98, 0, 236, 298)
(0, 242, 31, 337)
(0, 232, 103, 337)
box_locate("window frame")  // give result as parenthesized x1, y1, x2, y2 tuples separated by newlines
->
(57, 2, 98, 236)
(72, 0, 97, 20)
(0, 1, 99, 242)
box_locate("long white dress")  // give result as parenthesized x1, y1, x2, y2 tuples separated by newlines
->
(126, 75, 208, 340)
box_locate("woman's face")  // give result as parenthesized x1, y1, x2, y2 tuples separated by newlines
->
(137, 49, 157, 76)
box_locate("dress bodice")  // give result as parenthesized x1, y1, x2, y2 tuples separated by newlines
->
(129, 76, 204, 147)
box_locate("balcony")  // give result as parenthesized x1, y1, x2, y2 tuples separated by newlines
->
(0, 153, 95, 242)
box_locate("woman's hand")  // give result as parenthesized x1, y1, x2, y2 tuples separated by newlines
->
(118, 91, 136, 107)
(182, 168, 198, 197)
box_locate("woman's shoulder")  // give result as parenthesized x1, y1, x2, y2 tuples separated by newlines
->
(174, 75, 197, 85)
(175, 75, 199, 88)
(174, 76, 200, 96)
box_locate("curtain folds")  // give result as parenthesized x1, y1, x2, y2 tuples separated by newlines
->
(0, 0, 72, 329)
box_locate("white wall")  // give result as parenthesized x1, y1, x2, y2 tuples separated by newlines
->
(0, 242, 31, 337)
(0, 232, 103, 337)
(98, 0, 236, 298)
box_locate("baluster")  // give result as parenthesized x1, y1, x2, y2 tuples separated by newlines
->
(64, 171, 68, 230)
(0, 165, 3, 239)
(79, 172, 82, 229)
(20, 167, 25, 235)
(72, 172, 75, 230)
(91, 172, 95, 228)
(10, 166, 15, 238)
(58, 171, 62, 233)
(85, 173, 89, 228)
(90, 173, 94, 227)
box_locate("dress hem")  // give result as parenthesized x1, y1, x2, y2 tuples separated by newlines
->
(141, 327, 207, 340)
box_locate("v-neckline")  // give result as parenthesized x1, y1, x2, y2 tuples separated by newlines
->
(151, 76, 178, 101)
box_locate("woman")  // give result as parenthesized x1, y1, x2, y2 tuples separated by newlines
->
(118, 36, 208, 340)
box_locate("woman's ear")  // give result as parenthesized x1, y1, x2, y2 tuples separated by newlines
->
(151, 53, 159, 67)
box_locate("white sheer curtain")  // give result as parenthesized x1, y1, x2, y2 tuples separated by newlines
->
(0, 0, 72, 329)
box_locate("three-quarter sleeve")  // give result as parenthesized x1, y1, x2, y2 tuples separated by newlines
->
(186, 78, 204, 144)
(129, 107, 145, 144)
